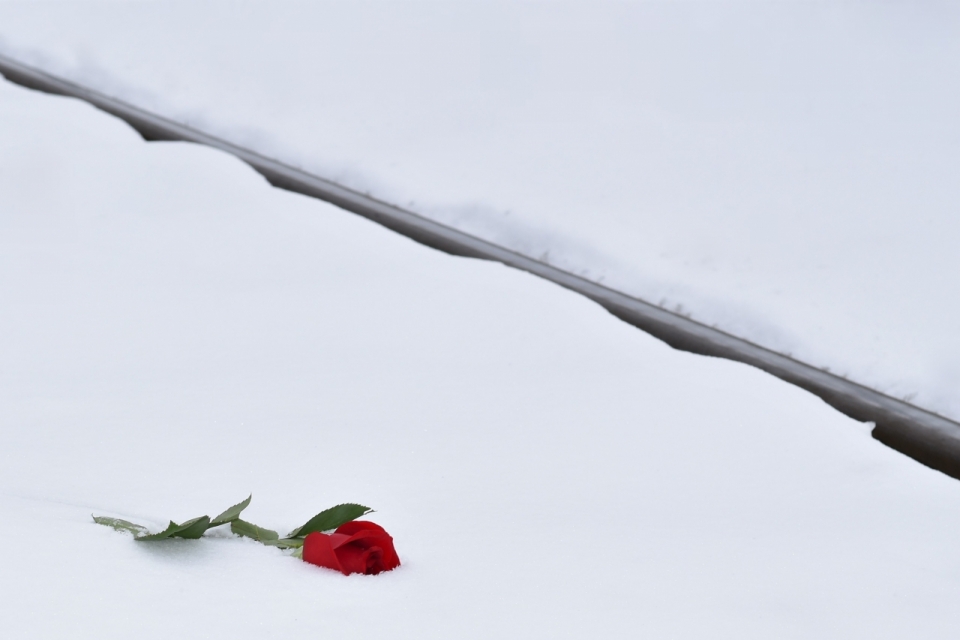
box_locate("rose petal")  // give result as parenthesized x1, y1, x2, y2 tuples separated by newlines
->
(334, 541, 374, 575)
(335, 521, 388, 536)
(335, 521, 400, 571)
(305, 522, 400, 575)
(371, 538, 399, 571)
(302, 532, 346, 574)
(335, 530, 388, 548)
(327, 532, 353, 549)
(360, 546, 386, 575)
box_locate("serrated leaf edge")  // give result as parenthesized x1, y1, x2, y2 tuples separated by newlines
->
(287, 503, 373, 538)
(210, 495, 252, 527)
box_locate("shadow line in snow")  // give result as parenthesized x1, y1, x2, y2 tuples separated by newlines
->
(2, 53, 958, 480)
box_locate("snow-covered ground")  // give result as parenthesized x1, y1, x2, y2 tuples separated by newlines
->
(1, 0, 958, 419)
(5, 41, 960, 638)
(4, 1, 960, 635)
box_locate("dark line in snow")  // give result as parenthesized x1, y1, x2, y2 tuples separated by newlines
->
(3, 53, 959, 479)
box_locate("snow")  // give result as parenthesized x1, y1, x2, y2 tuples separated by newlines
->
(5, 49, 960, 638)
(0, 47, 960, 639)
(1, 0, 958, 419)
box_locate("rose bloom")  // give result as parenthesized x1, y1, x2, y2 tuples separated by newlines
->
(302, 521, 400, 575)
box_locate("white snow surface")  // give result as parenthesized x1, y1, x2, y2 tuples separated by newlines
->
(0, 0, 958, 419)
(5, 57, 960, 638)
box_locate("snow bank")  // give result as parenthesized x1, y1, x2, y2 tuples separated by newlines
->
(4, 61, 960, 638)
(0, 0, 958, 418)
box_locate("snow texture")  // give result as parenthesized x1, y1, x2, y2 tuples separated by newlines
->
(0, 0, 958, 419)
(2, 2, 960, 637)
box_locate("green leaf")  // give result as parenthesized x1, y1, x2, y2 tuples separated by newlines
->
(93, 516, 150, 539)
(231, 518, 279, 543)
(173, 516, 211, 539)
(136, 520, 182, 541)
(137, 516, 211, 541)
(287, 503, 372, 538)
(210, 495, 252, 527)
(262, 538, 304, 549)
(231, 519, 303, 548)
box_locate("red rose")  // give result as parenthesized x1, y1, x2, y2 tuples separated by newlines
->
(302, 521, 400, 575)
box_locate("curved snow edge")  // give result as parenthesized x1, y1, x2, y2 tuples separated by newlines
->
(3, 52, 958, 480)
